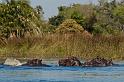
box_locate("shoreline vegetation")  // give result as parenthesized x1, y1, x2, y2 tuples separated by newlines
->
(0, 33, 124, 61)
(0, 0, 124, 60)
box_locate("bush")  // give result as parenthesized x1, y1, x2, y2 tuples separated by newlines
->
(55, 19, 84, 33)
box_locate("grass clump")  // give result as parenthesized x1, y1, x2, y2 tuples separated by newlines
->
(0, 33, 124, 60)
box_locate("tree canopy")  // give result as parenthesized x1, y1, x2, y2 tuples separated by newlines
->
(49, 0, 124, 35)
(0, 0, 124, 37)
(0, 0, 43, 38)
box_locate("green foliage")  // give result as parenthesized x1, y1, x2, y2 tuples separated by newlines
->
(49, 4, 88, 27)
(49, 15, 65, 26)
(49, 0, 124, 35)
(71, 11, 86, 28)
(0, 0, 43, 38)
(41, 22, 56, 32)
(0, 0, 124, 60)
(113, 5, 124, 24)
(93, 0, 122, 35)
(49, 4, 96, 33)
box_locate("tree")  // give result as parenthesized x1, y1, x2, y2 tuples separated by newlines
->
(49, 4, 95, 32)
(36, 5, 44, 19)
(71, 11, 86, 28)
(93, 0, 121, 35)
(113, 5, 124, 30)
(0, 0, 43, 38)
(49, 15, 65, 26)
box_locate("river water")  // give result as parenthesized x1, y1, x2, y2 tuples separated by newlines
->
(0, 60, 124, 82)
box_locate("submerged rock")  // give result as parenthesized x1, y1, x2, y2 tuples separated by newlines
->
(59, 56, 82, 66)
(82, 56, 113, 67)
(4, 58, 23, 66)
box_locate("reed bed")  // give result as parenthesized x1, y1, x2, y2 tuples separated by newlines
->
(0, 33, 124, 60)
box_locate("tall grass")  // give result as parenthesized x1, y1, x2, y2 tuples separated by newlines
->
(0, 33, 124, 60)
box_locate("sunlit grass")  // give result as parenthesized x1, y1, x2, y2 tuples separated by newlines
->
(0, 33, 124, 60)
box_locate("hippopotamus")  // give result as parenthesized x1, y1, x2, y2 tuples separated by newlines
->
(23, 59, 50, 67)
(4, 58, 50, 67)
(59, 56, 82, 66)
(82, 56, 113, 67)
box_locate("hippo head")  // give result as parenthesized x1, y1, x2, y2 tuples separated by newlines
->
(26, 59, 42, 66)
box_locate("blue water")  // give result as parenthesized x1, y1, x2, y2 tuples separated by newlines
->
(0, 61, 124, 82)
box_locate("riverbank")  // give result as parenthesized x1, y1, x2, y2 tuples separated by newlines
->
(0, 33, 124, 61)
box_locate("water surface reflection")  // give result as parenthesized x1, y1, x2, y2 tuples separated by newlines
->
(0, 60, 124, 82)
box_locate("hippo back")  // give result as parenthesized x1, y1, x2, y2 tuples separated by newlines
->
(59, 56, 81, 66)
